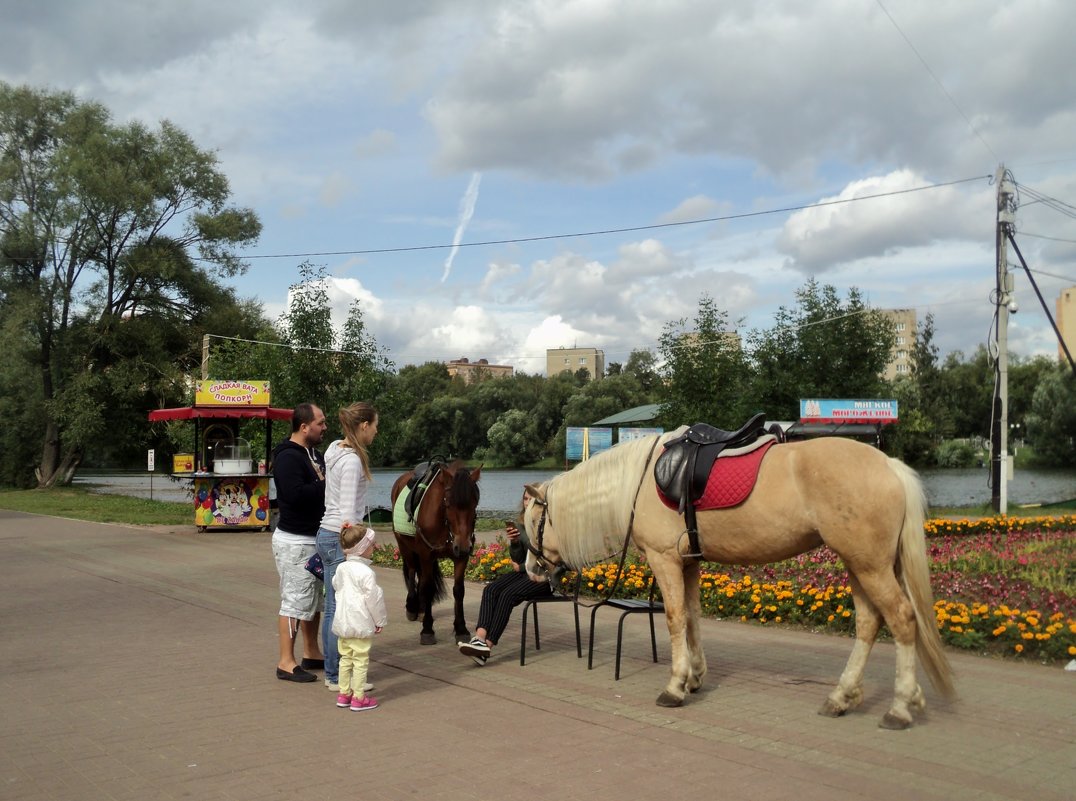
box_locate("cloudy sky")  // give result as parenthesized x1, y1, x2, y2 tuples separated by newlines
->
(3, 0, 1075, 374)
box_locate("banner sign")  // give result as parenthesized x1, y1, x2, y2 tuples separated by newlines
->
(195, 380, 271, 407)
(619, 427, 664, 443)
(565, 427, 613, 461)
(800, 398, 899, 424)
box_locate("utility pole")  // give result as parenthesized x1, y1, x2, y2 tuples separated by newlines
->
(992, 166, 1016, 514)
(201, 334, 210, 381)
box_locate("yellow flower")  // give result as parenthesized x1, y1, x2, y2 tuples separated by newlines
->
(1014, 644, 1024, 653)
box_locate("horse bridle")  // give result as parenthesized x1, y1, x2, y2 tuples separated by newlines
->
(525, 434, 663, 596)
(415, 467, 475, 554)
(523, 497, 554, 574)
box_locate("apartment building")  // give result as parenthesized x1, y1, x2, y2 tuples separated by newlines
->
(445, 357, 513, 384)
(879, 308, 917, 381)
(546, 347, 605, 381)
(1056, 286, 1076, 363)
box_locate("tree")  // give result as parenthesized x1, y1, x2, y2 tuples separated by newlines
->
(624, 348, 660, 393)
(485, 409, 542, 466)
(1024, 368, 1076, 466)
(658, 294, 752, 429)
(886, 313, 952, 464)
(0, 83, 261, 486)
(747, 279, 895, 419)
(938, 347, 994, 439)
(206, 261, 394, 461)
(560, 372, 649, 428)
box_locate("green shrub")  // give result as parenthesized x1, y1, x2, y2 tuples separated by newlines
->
(935, 440, 981, 468)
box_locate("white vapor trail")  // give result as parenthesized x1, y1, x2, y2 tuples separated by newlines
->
(441, 172, 482, 283)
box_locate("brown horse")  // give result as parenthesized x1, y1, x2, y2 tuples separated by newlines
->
(522, 430, 955, 729)
(391, 461, 481, 645)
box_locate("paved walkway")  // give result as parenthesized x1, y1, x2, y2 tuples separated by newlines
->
(1, 510, 1073, 801)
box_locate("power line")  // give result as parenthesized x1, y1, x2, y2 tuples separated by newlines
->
(1018, 231, 1076, 247)
(235, 175, 991, 261)
(206, 333, 367, 357)
(874, 0, 999, 162)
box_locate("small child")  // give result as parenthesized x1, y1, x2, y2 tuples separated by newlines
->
(332, 525, 387, 711)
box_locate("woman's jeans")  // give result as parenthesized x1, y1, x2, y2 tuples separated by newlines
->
(315, 527, 345, 684)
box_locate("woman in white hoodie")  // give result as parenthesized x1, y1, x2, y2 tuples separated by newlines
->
(316, 402, 379, 691)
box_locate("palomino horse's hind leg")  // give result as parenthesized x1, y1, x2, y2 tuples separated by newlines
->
(648, 556, 690, 707)
(840, 569, 923, 729)
(681, 561, 707, 693)
(820, 575, 879, 718)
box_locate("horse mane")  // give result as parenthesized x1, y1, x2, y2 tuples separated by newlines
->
(445, 462, 480, 508)
(545, 433, 667, 569)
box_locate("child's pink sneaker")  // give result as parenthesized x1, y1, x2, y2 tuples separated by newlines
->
(350, 695, 379, 712)
(335, 693, 352, 708)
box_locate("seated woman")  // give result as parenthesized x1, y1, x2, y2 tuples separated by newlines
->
(457, 518, 552, 664)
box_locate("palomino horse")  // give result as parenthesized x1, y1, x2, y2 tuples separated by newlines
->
(391, 461, 481, 645)
(522, 431, 955, 729)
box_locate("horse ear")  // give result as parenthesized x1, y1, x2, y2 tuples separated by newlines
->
(523, 483, 545, 502)
(470, 464, 483, 481)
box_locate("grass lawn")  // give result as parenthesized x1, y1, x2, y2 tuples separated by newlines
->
(0, 486, 191, 526)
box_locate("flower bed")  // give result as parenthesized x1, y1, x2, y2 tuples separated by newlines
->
(371, 515, 1076, 663)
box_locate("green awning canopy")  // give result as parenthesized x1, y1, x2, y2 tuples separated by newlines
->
(591, 403, 662, 426)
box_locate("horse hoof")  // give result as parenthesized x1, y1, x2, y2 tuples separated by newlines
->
(879, 711, 913, 730)
(818, 699, 846, 718)
(655, 691, 683, 708)
(406, 611, 419, 622)
(420, 632, 437, 645)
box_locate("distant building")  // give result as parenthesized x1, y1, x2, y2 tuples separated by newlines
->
(1056, 286, 1076, 363)
(445, 357, 513, 384)
(677, 330, 742, 353)
(879, 308, 917, 381)
(546, 347, 605, 381)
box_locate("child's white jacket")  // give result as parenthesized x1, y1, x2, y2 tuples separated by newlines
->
(331, 556, 388, 639)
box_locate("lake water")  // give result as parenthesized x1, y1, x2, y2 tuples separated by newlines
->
(75, 464, 1076, 514)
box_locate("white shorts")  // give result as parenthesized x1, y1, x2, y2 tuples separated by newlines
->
(272, 530, 320, 620)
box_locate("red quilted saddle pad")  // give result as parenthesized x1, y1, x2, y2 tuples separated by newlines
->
(658, 439, 776, 511)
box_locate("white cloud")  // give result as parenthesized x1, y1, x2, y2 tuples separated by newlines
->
(776, 170, 992, 274)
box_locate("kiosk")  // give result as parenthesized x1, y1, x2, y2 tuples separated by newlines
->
(148, 381, 292, 531)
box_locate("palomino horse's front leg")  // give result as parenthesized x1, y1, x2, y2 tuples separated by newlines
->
(648, 556, 690, 707)
(451, 558, 470, 640)
(681, 561, 707, 693)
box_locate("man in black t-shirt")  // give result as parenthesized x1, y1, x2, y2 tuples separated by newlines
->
(270, 403, 328, 682)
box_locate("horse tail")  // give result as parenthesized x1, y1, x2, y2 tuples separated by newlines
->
(888, 457, 956, 700)
(428, 566, 448, 605)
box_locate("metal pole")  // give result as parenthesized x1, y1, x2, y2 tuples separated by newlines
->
(201, 334, 210, 380)
(992, 166, 1015, 514)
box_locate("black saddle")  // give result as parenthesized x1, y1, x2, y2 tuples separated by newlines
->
(653, 413, 768, 556)
(403, 460, 442, 522)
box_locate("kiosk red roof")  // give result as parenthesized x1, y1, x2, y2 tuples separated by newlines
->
(147, 406, 293, 421)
